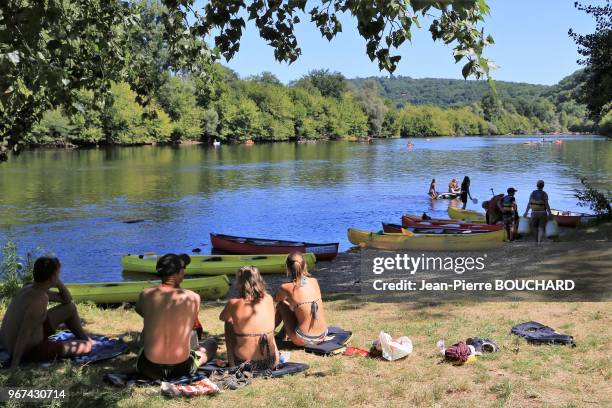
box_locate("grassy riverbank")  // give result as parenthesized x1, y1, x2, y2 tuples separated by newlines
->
(0, 300, 610, 407)
(1, 224, 610, 407)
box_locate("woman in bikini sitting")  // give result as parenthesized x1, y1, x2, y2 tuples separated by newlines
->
(275, 252, 328, 346)
(220, 266, 279, 370)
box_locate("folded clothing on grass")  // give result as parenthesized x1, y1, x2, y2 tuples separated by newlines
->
(161, 378, 220, 397)
(0, 331, 127, 368)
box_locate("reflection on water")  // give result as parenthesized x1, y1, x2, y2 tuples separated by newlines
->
(1, 135, 610, 282)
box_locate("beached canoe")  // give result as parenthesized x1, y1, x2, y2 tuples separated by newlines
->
(402, 214, 498, 231)
(347, 228, 504, 251)
(550, 209, 597, 227)
(121, 253, 316, 275)
(447, 207, 487, 222)
(382, 223, 490, 234)
(61, 275, 230, 304)
(210, 233, 338, 261)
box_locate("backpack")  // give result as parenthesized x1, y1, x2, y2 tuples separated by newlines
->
(444, 341, 471, 362)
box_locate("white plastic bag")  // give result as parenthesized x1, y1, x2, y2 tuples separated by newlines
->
(517, 217, 530, 235)
(378, 331, 413, 361)
(545, 219, 559, 238)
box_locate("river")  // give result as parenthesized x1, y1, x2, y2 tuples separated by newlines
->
(0, 135, 610, 283)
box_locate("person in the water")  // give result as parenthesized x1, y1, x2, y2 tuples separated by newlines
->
(460, 176, 473, 209)
(429, 178, 437, 199)
(448, 178, 460, 194)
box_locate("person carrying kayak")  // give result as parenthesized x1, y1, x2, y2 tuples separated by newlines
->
(448, 178, 460, 194)
(460, 176, 473, 209)
(429, 178, 438, 199)
(523, 180, 552, 245)
(497, 187, 519, 241)
(135, 254, 217, 380)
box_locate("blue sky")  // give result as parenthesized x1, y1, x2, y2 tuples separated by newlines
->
(211, 0, 598, 85)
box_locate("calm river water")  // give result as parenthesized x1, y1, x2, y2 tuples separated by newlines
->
(1, 135, 610, 282)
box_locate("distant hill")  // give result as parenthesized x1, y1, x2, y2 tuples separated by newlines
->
(349, 75, 556, 107)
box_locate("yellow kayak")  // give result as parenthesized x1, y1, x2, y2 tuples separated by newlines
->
(347, 228, 504, 251)
(121, 253, 316, 275)
(62, 275, 230, 304)
(447, 207, 486, 222)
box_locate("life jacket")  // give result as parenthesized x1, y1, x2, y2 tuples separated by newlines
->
(486, 194, 504, 224)
(529, 190, 547, 211)
(500, 195, 515, 214)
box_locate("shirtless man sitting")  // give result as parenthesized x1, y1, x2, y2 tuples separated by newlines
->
(0, 256, 94, 369)
(220, 266, 278, 370)
(135, 253, 217, 381)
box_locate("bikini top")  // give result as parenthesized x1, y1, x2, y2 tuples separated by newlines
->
(291, 277, 321, 321)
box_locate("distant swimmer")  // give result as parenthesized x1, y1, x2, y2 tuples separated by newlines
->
(448, 178, 460, 194)
(429, 178, 437, 199)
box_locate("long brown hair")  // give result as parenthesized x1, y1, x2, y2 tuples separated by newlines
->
(286, 252, 311, 283)
(236, 266, 267, 302)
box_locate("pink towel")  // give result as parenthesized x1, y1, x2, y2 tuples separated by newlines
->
(161, 378, 220, 397)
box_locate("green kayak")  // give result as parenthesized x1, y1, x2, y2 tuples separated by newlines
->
(61, 275, 230, 304)
(121, 253, 316, 275)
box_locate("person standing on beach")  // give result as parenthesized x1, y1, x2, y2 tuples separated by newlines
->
(460, 176, 473, 209)
(497, 187, 518, 241)
(523, 180, 552, 244)
(135, 254, 217, 380)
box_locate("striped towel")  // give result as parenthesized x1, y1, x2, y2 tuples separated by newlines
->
(161, 378, 220, 397)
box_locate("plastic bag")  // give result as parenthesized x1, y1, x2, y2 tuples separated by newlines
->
(545, 219, 559, 238)
(377, 331, 412, 361)
(517, 217, 530, 235)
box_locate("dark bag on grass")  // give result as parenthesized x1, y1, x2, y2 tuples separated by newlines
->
(511, 321, 575, 346)
(444, 341, 471, 363)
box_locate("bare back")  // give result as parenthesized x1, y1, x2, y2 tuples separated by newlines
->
(280, 277, 327, 335)
(138, 287, 199, 364)
(0, 285, 47, 353)
(225, 294, 277, 362)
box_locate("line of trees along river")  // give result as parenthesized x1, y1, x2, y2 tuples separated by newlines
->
(21, 2, 605, 148)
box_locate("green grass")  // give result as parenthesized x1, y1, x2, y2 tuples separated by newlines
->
(0, 300, 610, 407)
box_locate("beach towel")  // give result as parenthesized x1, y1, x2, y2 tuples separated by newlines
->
(200, 361, 309, 379)
(161, 378, 220, 397)
(511, 321, 575, 346)
(49, 331, 128, 364)
(103, 371, 208, 388)
(0, 331, 127, 368)
(304, 326, 352, 356)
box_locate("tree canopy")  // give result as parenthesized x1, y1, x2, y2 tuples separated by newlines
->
(569, 1, 611, 127)
(0, 0, 494, 160)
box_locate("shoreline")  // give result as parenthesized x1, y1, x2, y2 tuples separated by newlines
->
(19, 132, 600, 153)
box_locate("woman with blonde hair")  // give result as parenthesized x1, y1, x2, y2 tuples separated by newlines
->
(220, 266, 278, 369)
(275, 252, 328, 346)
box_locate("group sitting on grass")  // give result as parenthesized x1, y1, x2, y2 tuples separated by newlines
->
(0, 252, 328, 381)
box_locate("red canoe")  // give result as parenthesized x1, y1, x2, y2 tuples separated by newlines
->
(382, 223, 492, 234)
(401, 214, 502, 231)
(550, 209, 597, 227)
(210, 233, 339, 261)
